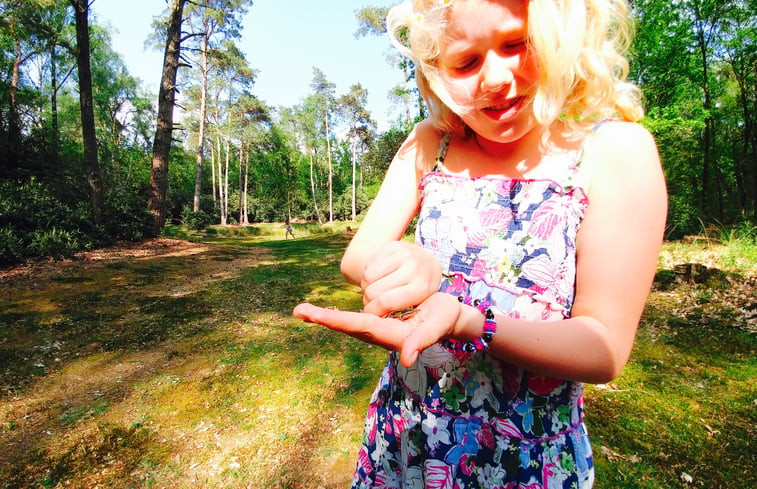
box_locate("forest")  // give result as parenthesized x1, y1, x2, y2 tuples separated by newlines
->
(0, 0, 755, 266)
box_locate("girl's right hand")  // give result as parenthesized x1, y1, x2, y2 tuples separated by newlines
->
(293, 291, 467, 368)
(360, 241, 442, 317)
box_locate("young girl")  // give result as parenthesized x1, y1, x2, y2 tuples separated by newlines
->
(294, 0, 666, 487)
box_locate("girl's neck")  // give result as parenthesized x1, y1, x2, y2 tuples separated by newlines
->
(468, 123, 550, 178)
(472, 124, 546, 162)
(446, 121, 587, 179)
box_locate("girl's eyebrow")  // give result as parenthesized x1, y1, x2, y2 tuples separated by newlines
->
(445, 19, 527, 46)
(443, 25, 526, 56)
(442, 38, 475, 54)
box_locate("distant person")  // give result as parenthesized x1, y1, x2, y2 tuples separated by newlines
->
(294, 0, 666, 487)
(285, 220, 295, 239)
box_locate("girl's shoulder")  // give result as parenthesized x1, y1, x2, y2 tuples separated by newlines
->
(395, 119, 445, 178)
(582, 120, 662, 196)
(410, 119, 445, 153)
(551, 120, 658, 196)
(591, 120, 655, 147)
(587, 120, 659, 173)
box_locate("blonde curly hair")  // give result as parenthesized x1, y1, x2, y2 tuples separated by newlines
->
(387, 0, 643, 136)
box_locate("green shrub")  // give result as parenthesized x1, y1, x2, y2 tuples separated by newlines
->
(247, 197, 279, 223)
(28, 227, 84, 259)
(0, 225, 25, 265)
(101, 187, 156, 242)
(714, 221, 756, 244)
(333, 187, 370, 221)
(182, 207, 214, 231)
(666, 195, 700, 239)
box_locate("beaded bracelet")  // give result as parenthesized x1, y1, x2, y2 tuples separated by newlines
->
(442, 295, 497, 352)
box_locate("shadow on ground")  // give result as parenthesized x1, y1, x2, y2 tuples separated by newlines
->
(0, 234, 374, 488)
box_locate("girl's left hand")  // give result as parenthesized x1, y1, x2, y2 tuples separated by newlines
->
(359, 241, 443, 317)
(293, 292, 464, 368)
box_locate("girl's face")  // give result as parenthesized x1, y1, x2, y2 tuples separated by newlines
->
(437, 0, 540, 146)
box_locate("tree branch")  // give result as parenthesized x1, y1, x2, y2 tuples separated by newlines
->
(180, 32, 204, 43)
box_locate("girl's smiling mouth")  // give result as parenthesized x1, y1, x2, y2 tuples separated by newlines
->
(482, 96, 525, 120)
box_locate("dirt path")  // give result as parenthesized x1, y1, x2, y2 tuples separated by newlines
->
(2, 238, 219, 285)
(0, 238, 278, 487)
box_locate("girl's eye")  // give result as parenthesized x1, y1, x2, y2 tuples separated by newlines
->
(455, 57, 479, 72)
(504, 39, 526, 51)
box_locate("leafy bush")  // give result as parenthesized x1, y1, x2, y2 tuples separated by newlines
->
(102, 187, 155, 241)
(666, 194, 701, 239)
(333, 187, 370, 221)
(714, 221, 756, 244)
(0, 178, 156, 265)
(0, 225, 25, 265)
(28, 227, 85, 259)
(247, 197, 280, 223)
(182, 207, 214, 231)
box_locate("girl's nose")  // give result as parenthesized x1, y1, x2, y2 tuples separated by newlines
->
(480, 54, 514, 92)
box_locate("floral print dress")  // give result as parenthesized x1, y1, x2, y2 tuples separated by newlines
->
(351, 135, 595, 489)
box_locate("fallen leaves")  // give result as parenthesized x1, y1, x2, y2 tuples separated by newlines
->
(700, 418, 720, 438)
(600, 445, 642, 464)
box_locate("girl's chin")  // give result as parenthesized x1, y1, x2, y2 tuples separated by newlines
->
(470, 118, 540, 147)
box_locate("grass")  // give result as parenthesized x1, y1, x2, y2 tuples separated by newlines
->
(0, 223, 754, 488)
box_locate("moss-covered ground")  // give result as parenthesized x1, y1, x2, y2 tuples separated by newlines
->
(0, 223, 754, 488)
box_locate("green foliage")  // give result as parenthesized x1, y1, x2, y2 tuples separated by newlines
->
(182, 207, 214, 231)
(642, 111, 707, 238)
(0, 177, 157, 265)
(632, 0, 757, 229)
(666, 195, 701, 239)
(2, 0, 755, 265)
(165, 147, 200, 224)
(101, 186, 156, 242)
(0, 233, 754, 487)
(711, 221, 756, 244)
(29, 227, 87, 259)
(333, 186, 370, 221)
(361, 126, 410, 182)
(0, 225, 25, 264)
(710, 223, 757, 272)
(246, 196, 281, 223)
(0, 179, 93, 264)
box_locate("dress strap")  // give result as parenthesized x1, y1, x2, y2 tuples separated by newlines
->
(591, 120, 608, 132)
(432, 133, 451, 172)
(564, 120, 607, 190)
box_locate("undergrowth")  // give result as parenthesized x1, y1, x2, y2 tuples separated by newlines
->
(0, 227, 754, 488)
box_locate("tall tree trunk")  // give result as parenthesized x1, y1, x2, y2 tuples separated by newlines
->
(210, 139, 217, 206)
(216, 135, 225, 225)
(238, 144, 244, 224)
(224, 137, 230, 225)
(733, 58, 757, 220)
(6, 23, 23, 168)
(696, 24, 713, 218)
(731, 59, 749, 213)
(351, 139, 357, 221)
(50, 44, 60, 164)
(306, 140, 323, 224)
(71, 0, 104, 224)
(325, 111, 333, 223)
(712, 124, 724, 219)
(192, 35, 210, 212)
(401, 60, 413, 127)
(752, 62, 757, 221)
(242, 147, 250, 225)
(148, 0, 185, 233)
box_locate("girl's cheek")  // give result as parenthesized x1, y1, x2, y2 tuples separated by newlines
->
(442, 77, 477, 106)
